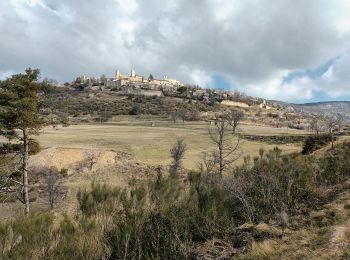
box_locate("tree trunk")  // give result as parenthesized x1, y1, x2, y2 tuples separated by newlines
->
(331, 129, 334, 150)
(23, 128, 30, 215)
(219, 145, 223, 174)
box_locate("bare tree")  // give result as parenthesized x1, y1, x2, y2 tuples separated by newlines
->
(170, 139, 187, 176)
(169, 111, 178, 124)
(177, 109, 187, 123)
(187, 109, 200, 121)
(208, 115, 241, 174)
(198, 151, 219, 175)
(84, 150, 102, 171)
(325, 113, 344, 149)
(224, 110, 244, 134)
(44, 167, 67, 209)
(309, 114, 324, 135)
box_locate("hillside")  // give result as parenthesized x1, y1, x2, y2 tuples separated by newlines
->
(293, 101, 350, 120)
(41, 86, 316, 131)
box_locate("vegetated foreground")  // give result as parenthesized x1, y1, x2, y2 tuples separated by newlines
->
(2, 140, 350, 259)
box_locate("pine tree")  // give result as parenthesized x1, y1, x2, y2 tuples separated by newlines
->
(0, 68, 46, 214)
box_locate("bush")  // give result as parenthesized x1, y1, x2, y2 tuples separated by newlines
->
(59, 168, 68, 177)
(177, 86, 187, 94)
(129, 105, 141, 115)
(0, 139, 41, 155)
(28, 139, 42, 155)
(302, 134, 333, 155)
(317, 142, 350, 185)
(0, 213, 110, 259)
(77, 182, 122, 215)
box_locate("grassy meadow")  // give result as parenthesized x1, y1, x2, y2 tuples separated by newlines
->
(36, 116, 307, 169)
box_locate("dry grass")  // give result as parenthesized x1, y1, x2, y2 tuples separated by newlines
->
(0, 119, 305, 220)
(240, 240, 278, 260)
(36, 120, 304, 169)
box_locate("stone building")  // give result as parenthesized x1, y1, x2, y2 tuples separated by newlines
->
(76, 68, 183, 92)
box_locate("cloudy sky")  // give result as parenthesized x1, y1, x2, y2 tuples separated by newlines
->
(0, 0, 350, 102)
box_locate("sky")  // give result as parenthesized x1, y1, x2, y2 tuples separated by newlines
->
(0, 0, 350, 103)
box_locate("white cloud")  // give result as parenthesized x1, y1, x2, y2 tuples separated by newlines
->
(182, 67, 213, 87)
(27, 0, 45, 8)
(0, 70, 15, 80)
(333, 0, 350, 34)
(316, 52, 350, 97)
(243, 71, 317, 101)
(118, 19, 136, 33)
(262, 52, 350, 101)
(209, 0, 241, 23)
(115, 0, 138, 14)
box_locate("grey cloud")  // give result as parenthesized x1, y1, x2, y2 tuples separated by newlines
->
(0, 0, 349, 100)
(131, 0, 349, 85)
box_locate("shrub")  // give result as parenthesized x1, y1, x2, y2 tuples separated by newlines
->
(0, 213, 111, 260)
(177, 86, 187, 94)
(223, 148, 315, 223)
(28, 139, 42, 155)
(77, 182, 122, 215)
(0, 213, 54, 259)
(59, 168, 68, 177)
(302, 134, 333, 155)
(2, 144, 350, 259)
(129, 105, 141, 115)
(0, 141, 42, 155)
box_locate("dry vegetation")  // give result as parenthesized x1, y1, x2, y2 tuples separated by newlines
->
(2, 80, 350, 259)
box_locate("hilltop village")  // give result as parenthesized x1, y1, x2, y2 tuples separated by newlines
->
(76, 69, 181, 94)
(73, 68, 273, 108)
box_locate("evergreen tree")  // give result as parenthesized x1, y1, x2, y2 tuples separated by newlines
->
(0, 68, 46, 214)
(148, 74, 154, 81)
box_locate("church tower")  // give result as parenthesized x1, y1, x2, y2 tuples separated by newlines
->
(115, 69, 121, 80)
(131, 68, 136, 78)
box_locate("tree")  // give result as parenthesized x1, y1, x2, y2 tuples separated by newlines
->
(99, 111, 113, 123)
(148, 74, 154, 81)
(84, 150, 102, 171)
(177, 86, 187, 94)
(325, 113, 344, 149)
(208, 115, 241, 174)
(169, 111, 178, 124)
(170, 139, 187, 176)
(199, 151, 219, 175)
(309, 114, 324, 135)
(129, 105, 141, 115)
(100, 74, 107, 83)
(177, 109, 187, 123)
(0, 68, 46, 214)
(224, 109, 244, 134)
(187, 109, 200, 121)
(44, 167, 67, 209)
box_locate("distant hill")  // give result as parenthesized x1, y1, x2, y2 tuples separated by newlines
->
(292, 101, 350, 121)
(298, 101, 350, 107)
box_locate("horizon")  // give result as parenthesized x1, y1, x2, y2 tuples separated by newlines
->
(1, 0, 350, 103)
